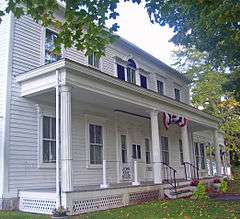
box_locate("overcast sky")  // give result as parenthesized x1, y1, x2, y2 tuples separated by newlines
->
(111, 1, 176, 66)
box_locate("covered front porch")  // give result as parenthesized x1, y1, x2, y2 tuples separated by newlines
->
(16, 59, 226, 215)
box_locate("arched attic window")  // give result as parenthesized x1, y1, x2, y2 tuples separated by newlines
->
(127, 59, 136, 84)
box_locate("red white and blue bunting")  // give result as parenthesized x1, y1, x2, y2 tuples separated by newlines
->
(163, 112, 187, 129)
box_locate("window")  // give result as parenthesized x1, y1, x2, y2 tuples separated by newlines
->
(200, 143, 206, 169)
(89, 124, 103, 164)
(88, 53, 100, 68)
(145, 138, 151, 164)
(174, 88, 181, 101)
(157, 80, 164, 95)
(45, 29, 62, 64)
(140, 75, 147, 88)
(127, 59, 136, 84)
(195, 142, 200, 168)
(121, 135, 127, 163)
(42, 116, 56, 163)
(161, 136, 169, 165)
(132, 144, 141, 159)
(117, 64, 125, 81)
(179, 139, 184, 165)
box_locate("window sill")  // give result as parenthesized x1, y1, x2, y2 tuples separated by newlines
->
(38, 162, 56, 169)
(86, 163, 103, 169)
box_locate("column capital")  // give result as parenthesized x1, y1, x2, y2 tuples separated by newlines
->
(149, 109, 159, 117)
(60, 85, 72, 93)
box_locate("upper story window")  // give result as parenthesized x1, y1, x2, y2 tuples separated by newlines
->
(45, 29, 62, 64)
(157, 80, 164, 95)
(88, 53, 100, 68)
(117, 64, 125, 81)
(42, 116, 56, 163)
(140, 74, 147, 89)
(127, 59, 136, 84)
(174, 88, 181, 101)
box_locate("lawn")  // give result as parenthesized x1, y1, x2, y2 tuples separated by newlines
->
(1, 199, 240, 219)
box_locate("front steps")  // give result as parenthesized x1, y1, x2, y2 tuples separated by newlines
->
(164, 181, 195, 199)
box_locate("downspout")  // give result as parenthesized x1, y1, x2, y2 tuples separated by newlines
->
(56, 69, 61, 207)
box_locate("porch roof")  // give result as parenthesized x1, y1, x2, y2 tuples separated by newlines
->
(16, 58, 219, 129)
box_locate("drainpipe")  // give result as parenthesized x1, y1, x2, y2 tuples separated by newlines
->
(56, 69, 61, 207)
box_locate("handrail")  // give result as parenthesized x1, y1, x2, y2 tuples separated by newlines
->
(161, 162, 177, 193)
(183, 162, 199, 180)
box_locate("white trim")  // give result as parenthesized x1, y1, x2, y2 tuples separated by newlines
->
(84, 114, 107, 169)
(36, 104, 56, 169)
(0, 12, 14, 197)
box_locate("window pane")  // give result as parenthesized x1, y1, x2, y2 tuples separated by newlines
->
(90, 145, 95, 164)
(89, 124, 95, 143)
(157, 80, 164, 95)
(43, 140, 50, 162)
(88, 54, 94, 66)
(137, 145, 141, 159)
(132, 144, 137, 159)
(140, 75, 147, 88)
(50, 141, 56, 162)
(43, 116, 50, 139)
(117, 64, 125, 81)
(174, 88, 180, 101)
(52, 118, 56, 139)
(45, 29, 61, 64)
(95, 125, 102, 144)
(94, 54, 100, 68)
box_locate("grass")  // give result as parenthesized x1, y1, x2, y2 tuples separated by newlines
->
(1, 199, 240, 219)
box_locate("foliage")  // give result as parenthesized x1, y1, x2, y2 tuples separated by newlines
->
(173, 47, 240, 157)
(219, 180, 229, 193)
(192, 181, 208, 200)
(190, 179, 199, 187)
(0, 1, 239, 70)
(52, 206, 68, 217)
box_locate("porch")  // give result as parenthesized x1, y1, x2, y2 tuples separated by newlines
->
(16, 58, 227, 215)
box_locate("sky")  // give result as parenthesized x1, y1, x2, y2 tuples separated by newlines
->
(110, 1, 177, 66)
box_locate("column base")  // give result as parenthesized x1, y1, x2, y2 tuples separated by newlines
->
(100, 184, 109, 189)
(132, 181, 140, 186)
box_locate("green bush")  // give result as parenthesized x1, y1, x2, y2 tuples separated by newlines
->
(192, 181, 208, 200)
(219, 180, 228, 193)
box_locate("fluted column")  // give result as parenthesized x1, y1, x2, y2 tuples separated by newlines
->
(181, 125, 192, 179)
(150, 110, 162, 184)
(213, 129, 222, 175)
(60, 85, 73, 192)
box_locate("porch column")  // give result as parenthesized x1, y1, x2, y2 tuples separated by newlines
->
(213, 129, 222, 175)
(181, 125, 192, 179)
(60, 85, 73, 192)
(150, 110, 162, 184)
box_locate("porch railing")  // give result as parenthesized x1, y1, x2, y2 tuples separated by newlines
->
(161, 162, 177, 193)
(183, 162, 199, 180)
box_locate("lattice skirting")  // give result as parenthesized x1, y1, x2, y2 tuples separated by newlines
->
(129, 190, 160, 204)
(72, 195, 124, 214)
(19, 192, 56, 214)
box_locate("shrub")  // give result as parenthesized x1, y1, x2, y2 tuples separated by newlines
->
(52, 206, 68, 217)
(213, 178, 221, 183)
(219, 180, 228, 193)
(192, 181, 208, 200)
(190, 179, 199, 186)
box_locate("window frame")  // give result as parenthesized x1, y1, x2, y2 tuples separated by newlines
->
(145, 138, 151, 164)
(88, 52, 101, 69)
(120, 134, 128, 164)
(41, 28, 63, 65)
(174, 88, 181, 101)
(161, 136, 169, 165)
(179, 139, 184, 165)
(116, 63, 126, 81)
(85, 114, 106, 169)
(140, 74, 148, 89)
(132, 144, 141, 159)
(157, 80, 164, 95)
(37, 105, 56, 169)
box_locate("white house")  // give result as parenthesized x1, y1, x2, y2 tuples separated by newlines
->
(0, 6, 230, 215)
